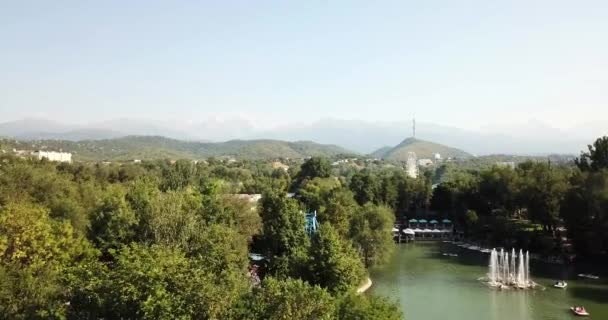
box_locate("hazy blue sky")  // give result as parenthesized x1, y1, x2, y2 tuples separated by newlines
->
(1, 1, 607, 129)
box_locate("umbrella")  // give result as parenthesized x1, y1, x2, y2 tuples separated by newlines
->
(409, 219, 418, 223)
(419, 219, 428, 223)
(403, 228, 415, 235)
(392, 227, 399, 232)
(442, 219, 452, 224)
(429, 219, 438, 224)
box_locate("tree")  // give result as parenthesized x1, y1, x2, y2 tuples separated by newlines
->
(576, 136, 608, 171)
(320, 189, 359, 237)
(518, 162, 568, 232)
(234, 277, 336, 320)
(336, 293, 403, 320)
(349, 204, 395, 268)
(68, 244, 247, 320)
(561, 170, 608, 257)
(0, 202, 94, 319)
(464, 209, 479, 236)
(349, 170, 379, 206)
(298, 177, 342, 213)
(258, 191, 310, 277)
(88, 185, 138, 252)
(309, 223, 366, 294)
(298, 157, 332, 180)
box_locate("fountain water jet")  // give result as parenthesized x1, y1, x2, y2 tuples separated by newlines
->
(486, 248, 535, 289)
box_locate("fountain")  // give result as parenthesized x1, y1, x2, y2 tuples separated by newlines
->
(487, 248, 536, 289)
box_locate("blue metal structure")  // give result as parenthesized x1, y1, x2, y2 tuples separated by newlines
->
(304, 211, 318, 235)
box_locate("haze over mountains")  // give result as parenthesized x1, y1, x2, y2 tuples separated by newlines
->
(0, 117, 604, 156)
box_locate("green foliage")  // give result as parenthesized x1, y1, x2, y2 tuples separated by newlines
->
(0, 202, 95, 319)
(1, 136, 354, 161)
(309, 223, 367, 294)
(336, 293, 403, 320)
(576, 136, 608, 171)
(0, 152, 407, 318)
(234, 277, 336, 320)
(68, 244, 248, 320)
(89, 185, 138, 252)
(258, 191, 310, 277)
(298, 157, 332, 181)
(349, 204, 395, 268)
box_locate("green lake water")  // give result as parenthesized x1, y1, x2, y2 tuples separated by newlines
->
(370, 243, 608, 320)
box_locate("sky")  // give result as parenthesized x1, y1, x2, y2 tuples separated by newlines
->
(1, 0, 607, 130)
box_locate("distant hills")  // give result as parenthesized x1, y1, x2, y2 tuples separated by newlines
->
(1, 136, 354, 161)
(371, 137, 472, 161)
(1, 117, 602, 155)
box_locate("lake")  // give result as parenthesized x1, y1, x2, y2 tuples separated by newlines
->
(370, 242, 608, 320)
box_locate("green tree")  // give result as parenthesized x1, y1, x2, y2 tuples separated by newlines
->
(234, 277, 336, 320)
(336, 293, 403, 320)
(258, 191, 310, 278)
(89, 185, 138, 252)
(320, 189, 359, 237)
(309, 223, 367, 294)
(0, 202, 94, 319)
(349, 204, 395, 268)
(69, 244, 247, 320)
(298, 157, 332, 180)
(575, 136, 608, 171)
(349, 170, 379, 206)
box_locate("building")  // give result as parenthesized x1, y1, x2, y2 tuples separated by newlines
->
(32, 151, 72, 163)
(418, 158, 433, 167)
(496, 161, 516, 169)
(271, 161, 290, 171)
(434, 153, 441, 160)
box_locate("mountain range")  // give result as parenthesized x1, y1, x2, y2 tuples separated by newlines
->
(1, 117, 605, 156)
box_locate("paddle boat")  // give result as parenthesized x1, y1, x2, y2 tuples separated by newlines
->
(570, 306, 589, 316)
(553, 281, 567, 289)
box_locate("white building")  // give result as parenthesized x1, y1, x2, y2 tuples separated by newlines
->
(418, 159, 433, 167)
(32, 151, 72, 163)
(434, 153, 441, 160)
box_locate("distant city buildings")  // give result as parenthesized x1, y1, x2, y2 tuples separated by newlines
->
(32, 150, 72, 163)
(496, 161, 516, 169)
(417, 158, 433, 167)
(271, 161, 289, 171)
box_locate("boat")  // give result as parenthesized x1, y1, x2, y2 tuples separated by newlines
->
(553, 281, 567, 288)
(570, 307, 589, 316)
(577, 273, 600, 280)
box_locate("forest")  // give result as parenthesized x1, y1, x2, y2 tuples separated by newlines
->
(0, 136, 607, 319)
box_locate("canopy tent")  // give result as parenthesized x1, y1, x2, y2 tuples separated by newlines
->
(429, 219, 438, 224)
(413, 228, 423, 233)
(422, 228, 433, 233)
(442, 219, 452, 224)
(403, 228, 415, 235)
(431, 229, 442, 233)
(409, 219, 418, 223)
(391, 227, 400, 232)
(418, 219, 428, 224)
